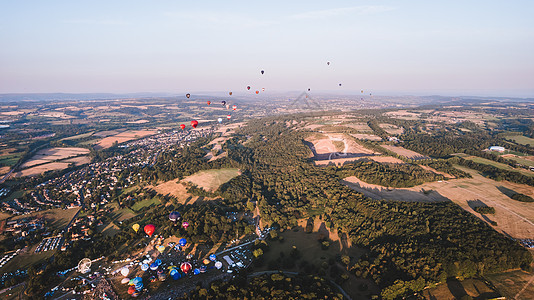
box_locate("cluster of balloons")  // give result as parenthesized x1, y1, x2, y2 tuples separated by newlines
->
(125, 277, 143, 297)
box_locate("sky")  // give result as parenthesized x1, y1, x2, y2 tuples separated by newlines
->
(0, 1, 533, 97)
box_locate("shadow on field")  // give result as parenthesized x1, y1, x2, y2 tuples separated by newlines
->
(496, 186, 516, 198)
(447, 279, 467, 299)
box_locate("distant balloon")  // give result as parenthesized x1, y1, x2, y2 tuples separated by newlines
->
(179, 238, 187, 247)
(261, 70, 264, 75)
(207, 101, 211, 105)
(262, 88, 265, 92)
(121, 278, 130, 284)
(186, 93, 191, 98)
(308, 88, 311, 91)
(339, 83, 342, 86)
(361, 90, 363, 93)
(150, 262, 158, 271)
(200, 265, 207, 273)
(255, 90, 259, 94)
(203, 258, 211, 265)
(221, 100, 226, 106)
(144, 224, 155, 237)
(214, 261, 223, 269)
(209, 254, 216, 261)
(232, 105, 237, 111)
(229, 92, 233, 96)
(128, 286, 136, 295)
(155, 259, 162, 266)
(120, 267, 130, 277)
(193, 268, 200, 275)
(227, 115, 231, 120)
(132, 223, 140, 233)
(180, 124, 185, 130)
(327, 61, 330, 65)
(141, 264, 149, 271)
(191, 120, 198, 128)
(247, 86, 251, 90)
(170, 268, 181, 280)
(217, 118, 223, 123)
(182, 221, 189, 229)
(226, 104, 230, 109)
(169, 211, 181, 222)
(180, 262, 192, 274)
(157, 245, 165, 254)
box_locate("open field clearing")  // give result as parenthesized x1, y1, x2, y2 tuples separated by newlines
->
(0, 153, 22, 167)
(486, 270, 534, 300)
(422, 278, 500, 300)
(0, 166, 10, 175)
(20, 147, 89, 168)
(342, 123, 373, 132)
(502, 155, 534, 168)
(306, 134, 380, 161)
(0, 249, 55, 274)
(379, 123, 404, 135)
(419, 165, 455, 178)
(384, 110, 422, 120)
(458, 155, 534, 177)
(60, 131, 95, 140)
(10, 207, 80, 230)
(381, 145, 430, 160)
(182, 168, 241, 192)
(314, 155, 405, 166)
(94, 129, 157, 149)
(342, 167, 534, 239)
(152, 181, 219, 205)
(350, 133, 382, 141)
(505, 135, 534, 146)
(15, 162, 71, 177)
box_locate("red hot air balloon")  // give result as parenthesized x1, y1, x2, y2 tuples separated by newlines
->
(262, 88, 265, 92)
(144, 224, 155, 237)
(180, 262, 192, 274)
(182, 221, 189, 229)
(227, 115, 231, 120)
(232, 105, 237, 111)
(191, 120, 198, 128)
(186, 93, 191, 98)
(255, 90, 259, 94)
(207, 101, 211, 105)
(247, 86, 250, 90)
(180, 124, 185, 130)
(229, 92, 233, 95)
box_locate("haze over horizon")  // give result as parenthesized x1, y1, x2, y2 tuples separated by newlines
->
(1, 1, 533, 97)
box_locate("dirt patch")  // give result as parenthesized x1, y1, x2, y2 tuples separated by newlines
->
(419, 165, 455, 179)
(23, 147, 89, 165)
(350, 133, 382, 141)
(0, 166, 11, 175)
(14, 162, 71, 177)
(379, 123, 404, 135)
(306, 133, 380, 162)
(381, 145, 430, 160)
(422, 278, 500, 300)
(151, 180, 218, 205)
(95, 130, 156, 149)
(182, 168, 241, 192)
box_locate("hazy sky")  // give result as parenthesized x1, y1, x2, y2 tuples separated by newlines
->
(1, 1, 533, 96)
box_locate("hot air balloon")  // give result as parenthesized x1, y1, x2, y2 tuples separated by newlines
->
(132, 224, 140, 233)
(200, 265, 207, 273)
(141, 264, 149, 271)
(180, 262, 192, 274)
(209, 254, 216, 261)
(169, 211, 181, 222)
(121, 278, 130, 284)
(120, 267, 130, 277)
(227, 115, 231, 120)
(193, 268, 200, 275)
(232, 105, 237, 111)
(339, 83, 342, 86)
(214, 261, 223, 269)
(132, 277, 142, 285)
(157, 245, 165, 254)
(226, 104, 230, 109)
(179, 238, 187, 247)
(229, 92, 233, 96)
(217, 118, 223, 123)
(180, 124, 185, 130)
(128, 278, 135, 285)
(182, 221, 189, 229)
(170, 268, 181, 280)
(128, 286, 136, 295)
(261, 70, 264, 75)
(221, 100, 226, 106)
(144, 224, 155, 237)
(203, 258, 211, 265)
(150, 262, 158, 271)
(361, 90, 363, 93)
(191, 120, 198, 128)
(157, 269, 167, 281)
(247, 86, 251, 90)
(308, 88, 311, 91)
(186, 93, 191, 98)
(262, 88, 265, 92)
(327, 61, 330, 65)
(155, 259, 162, 266)
(255, 90, 259, 94)
(207, 101, 211, 105)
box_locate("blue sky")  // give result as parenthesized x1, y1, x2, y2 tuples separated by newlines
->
(1, 1, 533, 96)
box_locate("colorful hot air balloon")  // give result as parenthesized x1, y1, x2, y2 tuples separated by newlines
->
(120, 267, 130, 277)
(141, 264, 149, 271)
(214, 261, 223, 269)
(200, 265, 207, 273)
(221, 100, 226, 106)
(169, 211, 181, 222)
(229, 91, 233, 96)
(180, 262, 192, 274)
(186, 93, 191, 98)
(226, 104, 230, 109)
(150, 262, 158, 271)
(227, 115, 231, 120)
(144, 224, 155, 237)
(191, 120, 198, 128)
(170, 268, 181, 280)
(217, 118, 223, 123)
(207, 101, 211, 105)
(179, 238, 187, 247)
(193, 268, 200, 275)
(261, 70, 264, 75)
(157, 245, 165, 254)
(182, 221, 189, 229)
(209, 254, 216, 261)
(180, 124, 185, 130)
(232, 105, 237, 111)
(132, 223, 140, 233)
(155, 259, 162, 266)
(128, 285, 136, 295)
(203, 258, 210, 265)
(255, 90, 259, 94)
(262, 88, 265, 92)
(247, 86, 251, 90)
(361, 90, 363, 93)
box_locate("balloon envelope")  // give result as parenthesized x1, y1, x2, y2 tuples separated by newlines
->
(193, 268, 200, 275)
(229, 92, 232, 96)
(261, 70, 264, 74)
(232, 105, 237, 110)
(150, 263, 158, 271)
(170, 268, 181, 280)
(247, 86, 250, 90)
(180, 262, 192, 273)
(186, 93, 190, 98)
(155, 259, 162, 266)
(157, 245, 165, 253)
(128, 286, 136, 295)
(179, 238, 187, 247)
(132, 224, 140, 232)
(215, 261, 223, 269)
(141, 264, 149, 271)
(121, 278, 130, 284)
(144, 224, 155, 236)
(169, 211, 181, 222)
(209, 254, 216, 261)
(180, 124, 185, 130)
(182, 221, 189, 229)
(191, 120, 198, 128)
(221, 101, 226, 106)
(255, 90, 259, 94)
(207, 101, 211, 105)
(132, 277, 142, 285)
(120, 267, 129, 277)
(203, 259, 210, 265)
(217, 118, 223, 123)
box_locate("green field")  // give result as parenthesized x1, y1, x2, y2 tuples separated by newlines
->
(11, 208, 80, 230)
(459, 155, 534, 177)
(0, 153, 22, 167)
(505, 135, 534, 146)
(505, 156, 534, 168)
(183, 168, 241, 192)
(130, 196, 161, 211)
(60, 131, 95, 141)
